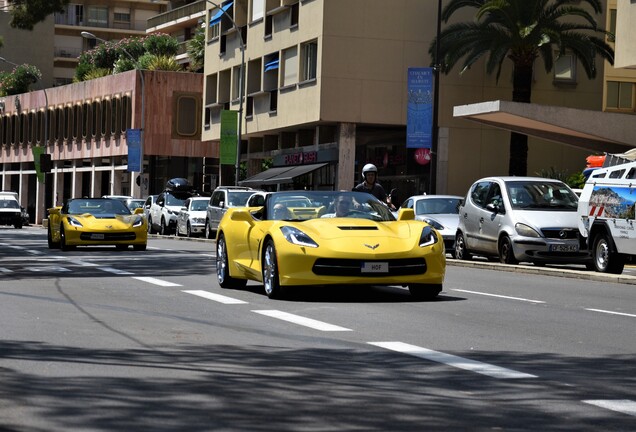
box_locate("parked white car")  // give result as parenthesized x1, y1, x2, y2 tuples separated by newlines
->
(205, 186, 257, 238)
(400, 194, 462, 257)
(176, 197, 209, 237)
(456, 176, 589, 266)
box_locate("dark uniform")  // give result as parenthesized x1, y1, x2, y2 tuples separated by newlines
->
(353, 182, 388, 202)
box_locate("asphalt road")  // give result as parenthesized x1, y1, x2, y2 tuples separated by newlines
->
(1, 226, 635, 431)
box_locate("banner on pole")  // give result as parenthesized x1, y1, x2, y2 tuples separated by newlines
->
(220, 110, 238, 165)
(126, 128, 142, 172)
(32, 146, 45, 183)
(406, 67, 434, 149)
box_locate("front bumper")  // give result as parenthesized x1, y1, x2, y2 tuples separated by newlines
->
(512, 236, 589, 263)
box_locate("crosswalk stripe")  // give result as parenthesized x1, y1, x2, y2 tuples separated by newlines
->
(182, 290, 247, 304)
(369, 342, 537, 379)
(583, 400, 636, 416)
(252, 310, 352, 332)
(0, 267, 13, 273)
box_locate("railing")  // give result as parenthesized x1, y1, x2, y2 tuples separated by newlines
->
(54, 47, 82, 59)
(147, 0, 206, 29)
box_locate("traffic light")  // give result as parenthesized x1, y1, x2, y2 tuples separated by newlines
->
(40, 153, 52, 173)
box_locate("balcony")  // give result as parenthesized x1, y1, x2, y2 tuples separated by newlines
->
(147, 0, 206, 33)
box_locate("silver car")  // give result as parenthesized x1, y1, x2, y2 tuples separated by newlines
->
(455, 176, 590, 265)
(176, 197, 209, 237)
(401, 194, 462, 258)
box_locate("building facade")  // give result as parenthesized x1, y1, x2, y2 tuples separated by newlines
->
(0, 70, 208, 224)
(201, 0, 614, 199)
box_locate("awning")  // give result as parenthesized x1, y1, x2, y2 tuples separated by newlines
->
(264, 59, 279, 72)
(210, 2, 233, 26)
(453, 100, 636, 154)
(239, 163, 327, 187)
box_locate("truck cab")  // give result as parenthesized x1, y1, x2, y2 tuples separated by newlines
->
(578, 160, 636, 274)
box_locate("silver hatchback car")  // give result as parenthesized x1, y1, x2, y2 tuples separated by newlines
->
(455, 176, 590, 265)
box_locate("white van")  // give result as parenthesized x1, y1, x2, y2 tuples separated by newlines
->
(578, 160, 636, 274)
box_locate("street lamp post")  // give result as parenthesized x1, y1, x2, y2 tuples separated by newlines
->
(81, 31, 145, 180)
(205, 0, 245, 186)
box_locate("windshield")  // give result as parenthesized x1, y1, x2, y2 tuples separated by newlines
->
(1, 199, 20, 209)
(165, 192, 189, 207)
(227, 191, 255, 207)
(506, 181, 578, 211)
(126, 199, 145, 210)
(415, 198, 461, 215)
(267, 191, 396, 222)
(190, 200, 208, 211)
(67, 199, 131, 215)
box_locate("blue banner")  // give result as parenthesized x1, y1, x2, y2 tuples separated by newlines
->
(126, 128, 142, 172)
(407, 68, 433, 149)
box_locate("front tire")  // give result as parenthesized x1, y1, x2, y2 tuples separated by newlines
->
(186, 222, 193, 238)
(409, 284, 442, 300)
(455, 232, 472, 261)
(216, 234, 247, 289)
(48, 225, 59, 249)
(147, 216, 155, 234)
(262, 240, 283, 299)
(160, 218, 168, 236)
(498, 235, 518, 264)
(592, 232, 625, 274)
(59, 225, 74, 251)
(205, 220, 214, 239)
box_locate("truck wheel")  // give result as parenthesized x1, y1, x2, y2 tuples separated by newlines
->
(593, 232, 625, 274)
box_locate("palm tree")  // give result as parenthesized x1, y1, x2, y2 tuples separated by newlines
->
(430, 0, 614, 176)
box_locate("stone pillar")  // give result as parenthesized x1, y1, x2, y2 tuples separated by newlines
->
(336, 123, 356, 191)
(436, 127, 449, 194)
(54, 166, 64, 205)
(72, 164, 82, 198)
(35, 174, 45, 224)
(91, 166, 97, 197)
(112, 165, 122, 195)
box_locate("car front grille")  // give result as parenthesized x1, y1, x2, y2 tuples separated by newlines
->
(541, 228, 579, 240)
(312, 258, 427, 277)
(79, 232, 137, 241)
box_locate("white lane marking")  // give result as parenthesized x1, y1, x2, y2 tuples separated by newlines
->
(72, 260, 100, 267)
(452, 289, 545, 304)
(369, 342, 537, 379)
(28, 266, 71, 273)
(26, 249, 43, 255)
(0, 267, 13, 273)
(182, 290, 247, 304)
(201, 254, 216, 257)
(583, 400, 636, 416)
(586, 308, 636, 318)
(252, 310, 352, 332)
(99, 267, 134, 275)
(132, 276, 182, 287)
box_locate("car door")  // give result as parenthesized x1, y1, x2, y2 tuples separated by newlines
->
(462, 181, 491, 251)
(478, 181, 506, 255)
(177, 198, 191, 234)
(151, 193, 165, 229)
(208, 191, 224, 231)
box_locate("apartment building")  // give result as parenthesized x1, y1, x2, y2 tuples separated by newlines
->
(52, 0, 164, 86)
(201, 0, 632, 198)
(605, 0, 636, 112)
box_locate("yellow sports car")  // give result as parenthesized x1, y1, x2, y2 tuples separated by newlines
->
(47, 198, 148, 251)
(215, 191, 446, 299)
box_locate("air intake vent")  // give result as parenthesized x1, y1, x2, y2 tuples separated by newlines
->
(338, 226, 378, 230)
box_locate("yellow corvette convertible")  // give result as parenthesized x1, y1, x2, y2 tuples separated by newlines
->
(48, 198, 147, 251)
(215, 191, 446, 299)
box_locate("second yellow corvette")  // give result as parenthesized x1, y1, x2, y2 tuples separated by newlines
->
(215, 190, 446, 299)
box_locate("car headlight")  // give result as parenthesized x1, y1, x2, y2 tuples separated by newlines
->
(422, 218, 444, 231)
(515, 223, 541, 237)
(280, 226, 318, 248)
(419, 226, 439, 247)
(67, 216, 83, 228)
(132, 216, 144, 228)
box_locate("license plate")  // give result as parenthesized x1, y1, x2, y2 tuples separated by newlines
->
(549, 244, 578, 252)
(91, 233, 105, 240)
(361, 262, 389, 273)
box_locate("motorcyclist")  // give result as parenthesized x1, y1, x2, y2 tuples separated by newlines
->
(353, 163, 395, 209)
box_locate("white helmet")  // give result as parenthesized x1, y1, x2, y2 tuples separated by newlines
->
(362, 163, 378, 180)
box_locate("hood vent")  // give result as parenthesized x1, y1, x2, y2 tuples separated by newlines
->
(338, 226, 378, 231)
